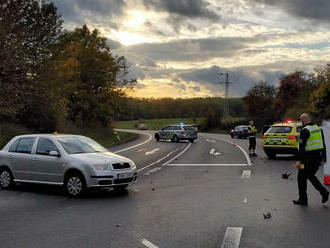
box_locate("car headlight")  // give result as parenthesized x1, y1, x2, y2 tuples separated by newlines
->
(92, 164, 110, 170)
(131, 161, 136, 169)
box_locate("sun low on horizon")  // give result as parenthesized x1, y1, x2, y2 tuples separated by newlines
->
(54, 0, 330, 98)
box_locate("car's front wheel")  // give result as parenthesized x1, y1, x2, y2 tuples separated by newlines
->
(155, 133, 160, 142)
(65, 173, 86, 197)
(189, 139, 195, 143)
(0, 167, 14, 189)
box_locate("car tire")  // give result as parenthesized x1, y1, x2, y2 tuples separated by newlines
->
(265, 151, 276, 159)
(64, 172, 86, 197)
(230, 134, 233, 138)
(113, 185, 128, 191)
(172, 135, 179, 143)
(0, 167, 14, 189)
(155, 134, 160, 142)
(189, 139, 194, 143)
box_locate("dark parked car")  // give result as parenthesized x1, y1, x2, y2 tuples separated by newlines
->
(230, 125, 249, 139)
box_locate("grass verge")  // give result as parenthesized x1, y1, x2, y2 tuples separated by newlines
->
(0, 123, 137, 149)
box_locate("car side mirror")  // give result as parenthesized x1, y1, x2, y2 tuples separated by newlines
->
(49, 151, 60, 157)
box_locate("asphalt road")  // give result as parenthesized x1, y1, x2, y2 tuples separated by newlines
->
(0, 130, 329, 248)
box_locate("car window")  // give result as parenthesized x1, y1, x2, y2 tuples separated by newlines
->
(9, 138, 20, 152)
(296, 126, 302, 133)
(36, 138, 59, 155)
(57, 136, 107, 154)
(15, 137, 36, 154)
(183, 126, 195, 131)
(162, 126, 169, 130)
(175, 126, 181, 130)
(266, 126, 292, 134)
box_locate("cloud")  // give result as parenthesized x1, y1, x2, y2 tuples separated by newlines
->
(121, 36, 254, 62)
(53, 0, 126, 26)
(142, 0, 220, 20)
(244, 0, 330, 22)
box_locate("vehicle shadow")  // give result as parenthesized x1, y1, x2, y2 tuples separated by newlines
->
(6, 183, 130, 199)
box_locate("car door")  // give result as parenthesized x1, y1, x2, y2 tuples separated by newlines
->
(159, 126, 170, 139)
(32, 137, 64, 183)
(10, 137, 37, 181)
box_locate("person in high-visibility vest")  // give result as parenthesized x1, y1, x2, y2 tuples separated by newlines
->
(248, 120, 258, 157)
(293, 113, 328, 206)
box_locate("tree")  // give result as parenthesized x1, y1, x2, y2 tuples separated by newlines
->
(310, 65, 330, 120)
(273, 71, 308, 120)
(0, 0, 62, 122)
(51, 25, 135, 127)
(243, 81, 276, 126)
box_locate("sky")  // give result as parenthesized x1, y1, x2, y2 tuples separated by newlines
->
(52, 0, 330, 98)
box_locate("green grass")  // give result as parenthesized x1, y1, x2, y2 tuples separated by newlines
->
(115, 118, 201, 130)
(0, 123, 137, 149)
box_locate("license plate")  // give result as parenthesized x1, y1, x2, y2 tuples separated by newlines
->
(270, 138, 282, 142)
(117, 173, 133, 179)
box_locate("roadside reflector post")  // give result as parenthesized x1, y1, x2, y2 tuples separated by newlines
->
(114, 131, 121, 141)
(323, 121, 330, 185)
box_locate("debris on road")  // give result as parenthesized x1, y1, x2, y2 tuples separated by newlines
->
(281, 172, 292, 179)
(152, 188, 155, 191)
(263, 213, 272, 219)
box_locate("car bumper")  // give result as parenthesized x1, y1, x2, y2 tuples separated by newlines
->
(87, 170, 137, 188)
(263, 147, 298, 154)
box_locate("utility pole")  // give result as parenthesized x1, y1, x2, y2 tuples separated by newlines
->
(219, 72, 233, 120)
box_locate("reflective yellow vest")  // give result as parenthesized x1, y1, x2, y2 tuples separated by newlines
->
(249, 125, 257, 136)
(304, 125, 324, 151)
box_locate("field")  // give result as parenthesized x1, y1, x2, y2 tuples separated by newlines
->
(0, 123, 137, 149)
(114, 118, 201, 130)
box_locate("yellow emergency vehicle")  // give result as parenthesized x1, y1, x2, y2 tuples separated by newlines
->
(262, 121, 302, 159)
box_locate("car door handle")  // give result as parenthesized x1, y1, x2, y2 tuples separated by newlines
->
(32, 158, 38, 161)
(6, 155, 13, 159)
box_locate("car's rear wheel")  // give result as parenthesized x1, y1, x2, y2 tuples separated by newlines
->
(155, 133, 160, 142)
(0, 167, 14, 189)
(265, 151, 276, 159)
(189, 139, 194, 143)
(65, 172, 86, 197)
(172, 135, 179, 143)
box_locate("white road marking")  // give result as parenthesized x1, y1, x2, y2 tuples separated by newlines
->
(243, 197, 248, 203)
(206, 139, 216, 143)
(162, 142, 192, 166)
(241, 170, 251, 178)
(137, 146, 183, 173)
(144, 167, 162, 175)
(210, 148, 221, 156)
(201, 135, 252, 166)
(167, 164, 247, 167)
(220, 227, 243, 248)
(145, 148, 160, 155)
(141, 238, 160, 248)
(137, 149, 147, 152)
(113, 131, 152, 154)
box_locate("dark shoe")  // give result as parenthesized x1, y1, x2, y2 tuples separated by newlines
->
(322, 191, 329, 204)
(293, 199, 308, 206)
(253, 153, 258, 157)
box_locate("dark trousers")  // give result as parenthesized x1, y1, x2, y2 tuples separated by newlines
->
(249, 136, 256, 153)
(298, 160, 328, 201)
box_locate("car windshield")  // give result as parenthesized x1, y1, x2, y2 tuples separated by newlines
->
(183, 126, 196, 131)
(266, 126, 292, 134)
(56, 137, 108, 154)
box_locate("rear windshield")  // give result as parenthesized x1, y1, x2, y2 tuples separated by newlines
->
(266, 126, 292, 134)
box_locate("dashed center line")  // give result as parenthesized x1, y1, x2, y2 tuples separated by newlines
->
(241, 170, 251, 178)
(220, 227, 243, 248)
(145, 148, 160, 155)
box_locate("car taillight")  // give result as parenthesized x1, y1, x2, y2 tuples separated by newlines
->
(285, 136, 297, 140)
(263, 136, 267, 139)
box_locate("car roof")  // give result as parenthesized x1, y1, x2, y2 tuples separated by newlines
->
(272, 122, 302, 127)
(14, 134, 86, 139)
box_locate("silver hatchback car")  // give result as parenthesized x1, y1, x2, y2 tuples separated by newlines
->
(0, 134, 137, 196)
(155, 124, 198, 143)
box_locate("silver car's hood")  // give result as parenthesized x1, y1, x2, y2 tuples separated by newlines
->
(69, 152, 133, 164)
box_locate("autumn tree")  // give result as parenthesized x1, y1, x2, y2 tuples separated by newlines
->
(243, 81, 276, 126)
(273, 71, 308, 120)
(51, 25, 135, 127)
(310, 65, 330, 120)
(0, 0, 62, 124)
